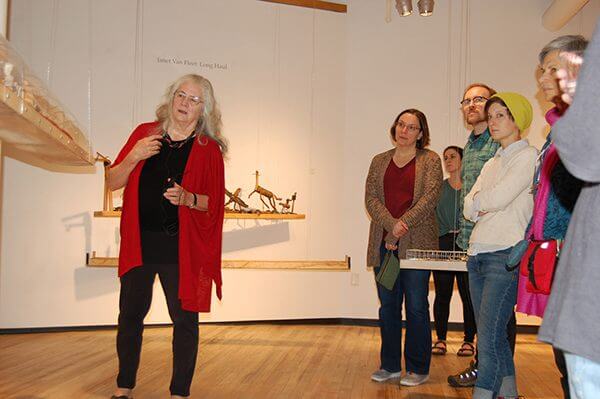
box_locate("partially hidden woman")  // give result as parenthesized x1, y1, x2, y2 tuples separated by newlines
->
(108, 74, 226, 399)
(517, 35, 587, 399)
(463, 93, 537, 399)
(431, 146, 477, 358)
(366, 109, 443, 387)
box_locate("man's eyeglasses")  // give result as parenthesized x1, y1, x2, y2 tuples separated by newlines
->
(175, 90, 203, 106)
(460, 96, 488, 107)
(396, 121, 421, 133)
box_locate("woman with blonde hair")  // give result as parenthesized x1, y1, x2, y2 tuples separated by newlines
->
(109, 74, 226, 399)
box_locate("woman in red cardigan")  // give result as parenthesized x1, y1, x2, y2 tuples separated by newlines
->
(109, 74, 226, 399)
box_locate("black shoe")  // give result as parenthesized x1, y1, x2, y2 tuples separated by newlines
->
(447, 360, 477, 387)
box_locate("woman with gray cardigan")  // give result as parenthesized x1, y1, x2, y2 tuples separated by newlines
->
(365, 108, 442, 387)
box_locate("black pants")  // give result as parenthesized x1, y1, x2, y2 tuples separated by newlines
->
(433, 233, 477, 342)
(553, 347, 570, 399)
(116, 263, 199, 397)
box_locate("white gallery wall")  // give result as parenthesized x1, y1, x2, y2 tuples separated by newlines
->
(1, 0, 599, 328)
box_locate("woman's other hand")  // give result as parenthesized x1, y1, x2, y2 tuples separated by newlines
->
(164, 182, 190, 206)
(557, 68, 574, 105)
(557, 52, 583, 105)
(130, 134, 163, 162)
(392, 220, 409, 238)
(385, 242, 398, 251)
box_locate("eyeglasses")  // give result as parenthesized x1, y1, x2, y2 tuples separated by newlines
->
(175, 90, 203, 106)
(460, 96, 488, 107)
(396, 120, 421, 133)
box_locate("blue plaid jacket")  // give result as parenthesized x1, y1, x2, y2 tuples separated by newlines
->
(456, 128, 500, 250)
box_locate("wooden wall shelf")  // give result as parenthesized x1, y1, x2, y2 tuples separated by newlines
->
(93, 210, 305, 220)
(86, 252, 350, 271)
(259, 0, 347, 13)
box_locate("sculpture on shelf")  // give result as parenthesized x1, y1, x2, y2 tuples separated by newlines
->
(224, 188, 259, 213)
(248, 170, 281, 213)
(279, 192, 297, 214)
(96, 152, 114, 212)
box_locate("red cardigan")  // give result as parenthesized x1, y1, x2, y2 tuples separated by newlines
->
(113, 122, 225, 312)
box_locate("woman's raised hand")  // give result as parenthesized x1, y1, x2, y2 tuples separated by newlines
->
(130, 134, 163, 162)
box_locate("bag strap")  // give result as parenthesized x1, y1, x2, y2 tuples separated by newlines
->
(529, 145, 560, 240)
(506, 263, 518, 272)
(526, 243, 542, 289)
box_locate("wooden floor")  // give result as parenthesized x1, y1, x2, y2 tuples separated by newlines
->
(0, 324, 562, 398)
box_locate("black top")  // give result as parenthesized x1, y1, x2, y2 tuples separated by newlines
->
(138, 133, 194, 264)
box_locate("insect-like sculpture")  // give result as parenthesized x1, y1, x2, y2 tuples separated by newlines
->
(225, 188, 250, 212)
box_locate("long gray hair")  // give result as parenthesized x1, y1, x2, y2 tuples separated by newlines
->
(155, 74, 228, 155)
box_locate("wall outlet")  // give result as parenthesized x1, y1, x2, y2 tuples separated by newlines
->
(351, 273, 359, 286)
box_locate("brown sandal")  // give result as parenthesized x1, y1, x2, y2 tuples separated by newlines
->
(457, 341, 475, 357)
(431, 340, 447, 355)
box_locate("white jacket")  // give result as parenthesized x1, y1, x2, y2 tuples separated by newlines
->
(463, 139, 538, 255)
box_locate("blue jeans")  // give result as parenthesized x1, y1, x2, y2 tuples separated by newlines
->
(468, 248, 518, 399)
(374, 243, 431, 374)
(565, 353, 600, 399)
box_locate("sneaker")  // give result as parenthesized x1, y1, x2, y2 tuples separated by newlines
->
(371, 369, 401, 382)
(447, 360, 478, 387)
(400, 372, 429, 386)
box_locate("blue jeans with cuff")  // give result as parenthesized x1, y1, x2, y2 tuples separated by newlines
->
(374, 243, 431, 374)
(468, 248, 519, 399)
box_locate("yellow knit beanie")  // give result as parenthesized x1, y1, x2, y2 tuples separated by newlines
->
(490, 92, 533, 132)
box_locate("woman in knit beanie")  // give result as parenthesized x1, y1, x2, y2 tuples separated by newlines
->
(463, 92, 538, 399)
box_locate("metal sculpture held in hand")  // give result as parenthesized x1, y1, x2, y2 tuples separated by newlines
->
(248, 170, 281, 212)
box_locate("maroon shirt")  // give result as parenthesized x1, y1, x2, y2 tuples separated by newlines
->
(384, 157, 415, 220)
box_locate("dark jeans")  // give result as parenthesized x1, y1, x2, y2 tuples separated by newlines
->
(433, 233, 476, 342)
(374, 243, 431, 374)
(116, 263, 199, 397)
(472, 295, 518, 368)
(468, 248, 519, 398)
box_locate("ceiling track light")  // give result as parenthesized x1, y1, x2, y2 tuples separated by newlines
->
(417, 0, 434, 16)
(395, 0, 413, 17)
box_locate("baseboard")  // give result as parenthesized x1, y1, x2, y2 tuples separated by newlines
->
(0, 318, 539, 335)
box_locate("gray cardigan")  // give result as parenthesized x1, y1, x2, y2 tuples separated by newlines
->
(538, 23, 600, 365)
(365, 148, 443, 268)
